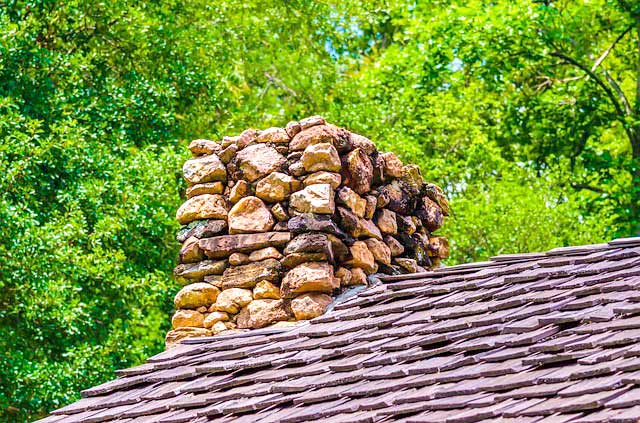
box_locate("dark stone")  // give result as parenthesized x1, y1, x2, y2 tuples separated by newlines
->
(287, 213, 348, 239)
(199, 232, 291, 259)
(416, 196, 444, 232)
(337, 207, 382, 240)
(283, 233, 334, 261)
(377, 180, 416, 215)
(177, 219, 228, 243)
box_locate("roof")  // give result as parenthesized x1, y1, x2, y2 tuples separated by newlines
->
(40, 237, 640, 423)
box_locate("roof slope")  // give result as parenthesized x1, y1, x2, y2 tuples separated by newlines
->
(40, 237, 640, 423)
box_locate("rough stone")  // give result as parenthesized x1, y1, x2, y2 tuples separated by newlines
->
(176, 219, 227, 243)
(375, 209, 398, 234)
(337, 207, 383, 240)
(183, 154, 227, 185)
(236, 144, 287, 182)
(255, 172, 296, 202)
(287, 214, 346, 239)
(299, 115, 326, 130)
(204, 275, 223, 288)
(221, 258, 281, 289)
(249, 247, 283, 262)
(397, 214, 417, 235)
(395, 258, 418, 273)
(236, 299, 290, 329)
(165, 327, 210, 349)
(349, 267, 368, 286)
(200, 232, 291, 259)
(186, 182, 224, 198)
(288, 161, 306, 177)
(381, 152, 405, 179)
(350, 133, 377, 155)
(289, 184, 335, 214)
(180, 236, 205, 263)
(301, 142, 341, 173)
(402, 164, 423, 194)
(228, 196, 275, 234)
(346, 241, 377, 274)
(364, 238, 392, 265)
(172, 309, 205, 329)
(289, 124, 338, 151)
(284, 233, 333, 259)
(271, 203, 289, 222)
(285, 121, 302, 138)
(290, 293, 333, 320)
(364, 195, 377, 219)
(215, 288, 253, 314)
(203, 311, 229, 328)
(256, 127, 290, 144)
(228, 252, 249, 266)
(303, 171, 341, 190)
(218, 144, 238, 164)
(335, 267, 352, 287)
(417, 196, 445, 232)
(337, 186, 366, 218)
(281, 252, 329, 269)
(174, 282, 220, 309)
(253, 280, 281, 300)
(176, 194, 229, 225)
(229, 180, 250, 204)
(428, 236, 450, 258)
(326, 234, 351, 262)
(173, 260, 228, 283)
(385, 235, 405, 257)
(378, 180, 414, 215)
(342, 148, 373, 194)
(281, 262, 336, 298)
(424, 182, 450, 216)
(188, 139, 221, 156)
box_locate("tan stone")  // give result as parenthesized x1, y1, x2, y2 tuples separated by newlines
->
(188, 139, 222, 156)
(428, 236, 450, 259)
(285, 120, 302, 138)
(172, 309, 205, 329)
(180, 236, 205, 263)
(395, 258, 418, 273)
(253, 280, 281, 300)
(384, 235, 405, 257)
(186, 182, 224, 199)
(289, 184, 335, 214)
(228, 252, 249, 266)
(236, 144, 287, 182)
(255, 172, 296, 202)
(364, 195, 377, 219)
(335, 267, 352, 287)
(424, 182, 450, 216)
(199, 232, 291, 259)
(289, 124, 338, 151)
(337, 207, 383, 240)
(375, 209, 398, 234)
(349, 267, 368, 286)
(281, 262, 336, 298)
(204, 275, 223, 288)
(299, 115, 326, 129)
(211, 320, 230, 334)
(176, 194, 229, 225)
(291, 293, 333, 320)
(173, 260, 228, 283)
(183, 154, 227, 185)
(256, 127, 290, 144)
(281, 252, 329, 269)
(363, 238, 392, 266)
(229, 180, 250, 205)
(381, 152, 405, 179)
(303, 171, 342, 190)
(402, 164, 423, 192)
(196, 306, 208, 313)
(249, 247, 283, 262)
(218, 144, 238, 164)
(236, 299, 290, 329)
(350, 133, 376, 155)
(342, 148, 373, 194)
(346, 241, 377, 274)
(203, 311, 229, 328)
(271, 203, 289, 221)
(288, 161, 306, 177)
(337, 186, 366, 218)
(165, 327, 210, 349)
(228, 196, 275, 234)
(301, 142, 341, 173)
(174, 283, 220, 309)
(221, 258, 281, 289)
(214, 288, 253, 314)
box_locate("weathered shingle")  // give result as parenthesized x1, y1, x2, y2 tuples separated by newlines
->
(40, 237, 640, 422)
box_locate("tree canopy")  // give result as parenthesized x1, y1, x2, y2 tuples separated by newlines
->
(1, 0, 638, 420)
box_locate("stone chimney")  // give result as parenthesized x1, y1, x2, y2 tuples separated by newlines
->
(166, 116, 450, 348)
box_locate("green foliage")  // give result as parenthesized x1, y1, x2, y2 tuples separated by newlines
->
(0, 0, 637, 420)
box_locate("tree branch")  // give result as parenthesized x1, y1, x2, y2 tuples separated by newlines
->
(602, 66, 633, 115)
(590, 24, 634, 72)
(570, 182, 606, 194)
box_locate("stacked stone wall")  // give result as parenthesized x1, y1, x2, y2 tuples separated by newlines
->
(166, 116, 450, 348)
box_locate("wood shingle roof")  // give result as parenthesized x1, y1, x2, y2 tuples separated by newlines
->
(39, 237, 640, 423)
